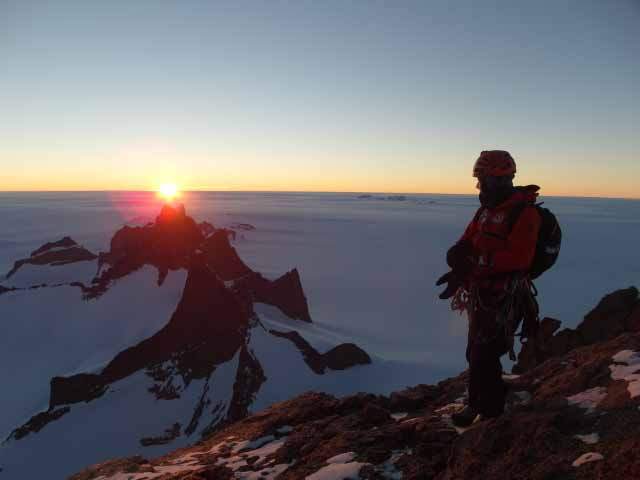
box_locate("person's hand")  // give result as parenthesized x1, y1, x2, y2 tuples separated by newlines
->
(436, 271, 462, 299)
(446, 240, 474, 275)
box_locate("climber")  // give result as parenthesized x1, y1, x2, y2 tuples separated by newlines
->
(437, 150, 547, 428)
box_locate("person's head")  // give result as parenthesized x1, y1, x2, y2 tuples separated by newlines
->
(473, 150, 516, 205)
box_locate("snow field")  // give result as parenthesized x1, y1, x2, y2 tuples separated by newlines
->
(0, 266, 187, 437)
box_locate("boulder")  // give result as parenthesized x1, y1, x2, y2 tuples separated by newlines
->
(324, 343, 371, 370)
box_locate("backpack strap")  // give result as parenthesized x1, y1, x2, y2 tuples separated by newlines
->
(505, 201, 534, 233)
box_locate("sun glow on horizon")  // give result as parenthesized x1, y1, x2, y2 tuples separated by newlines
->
(158, 183, 180, 201)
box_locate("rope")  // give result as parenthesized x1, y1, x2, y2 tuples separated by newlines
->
(451, 274, 540, 361)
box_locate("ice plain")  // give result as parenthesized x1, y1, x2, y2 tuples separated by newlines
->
(0, 191, 639, 478)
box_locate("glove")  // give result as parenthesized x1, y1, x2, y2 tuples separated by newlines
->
(446, 240, 475, 277)
(436, 271, 462, 299)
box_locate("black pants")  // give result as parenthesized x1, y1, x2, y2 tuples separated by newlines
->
(466, 303, 509, 417)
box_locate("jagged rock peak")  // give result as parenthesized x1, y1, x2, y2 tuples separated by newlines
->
(156, 203, 187, 224)
(235, 269, 313, 323)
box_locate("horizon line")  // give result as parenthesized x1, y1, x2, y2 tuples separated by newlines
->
(0, 188, 638, 201)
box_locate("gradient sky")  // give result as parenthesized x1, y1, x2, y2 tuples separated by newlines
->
(1, 1, 638, 197)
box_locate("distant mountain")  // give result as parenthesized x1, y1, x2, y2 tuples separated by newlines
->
(70, 287, 640, 480)
(0, 204, 370, 479)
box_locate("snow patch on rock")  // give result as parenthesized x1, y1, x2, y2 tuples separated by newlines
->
(567, 387, 607, 413)
(574, 433, 600, 444)
(391, 412, 408, 421)
(326, 452, 356, 464)
(572, 452, 604, 467)
(610, 350, 640, 398)
(305, 462, 367, 480)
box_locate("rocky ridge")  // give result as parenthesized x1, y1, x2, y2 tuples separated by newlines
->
(71, 286, 640, 480)
(4, 236, 97, 280)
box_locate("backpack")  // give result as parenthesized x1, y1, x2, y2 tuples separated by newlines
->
(507, 202, 562, 279)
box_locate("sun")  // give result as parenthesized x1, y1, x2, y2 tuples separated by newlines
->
(158, 183, 180, 201)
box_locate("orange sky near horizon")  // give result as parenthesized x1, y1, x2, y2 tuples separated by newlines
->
(2, 161, 638, 199)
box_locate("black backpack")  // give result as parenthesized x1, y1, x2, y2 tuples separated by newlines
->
(507, 203, 562, 279)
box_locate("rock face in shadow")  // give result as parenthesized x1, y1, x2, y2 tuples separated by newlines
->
(514, 287, 640, 373)
(236, 269, 313, 322)
(73, 286, 640, 480)
(5, 236, 97, 278)
(200, 230, 252, 281)
(225, 345, 267, 424)
(101, 255, 249, 384)
(49, 374, 107, 409)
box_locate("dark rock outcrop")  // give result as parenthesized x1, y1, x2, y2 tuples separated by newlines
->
(324, 343, 371, 370)
(6, 237, 97, 278)
(269, 329, 371, 373)
(31, 236, 77, 257)
(236, 269, 313, 322)
(140, 423, 181, 446)
(225, 345, 267, 424)
(198, 221, 216, 237)
(200, 230, 252, 281)
(49, 374, 107, 409)
(0, 285, 16, 295)
(229, 222, 256, 231)
(514, 287, 640, 373)
(6, 407, 70, 441)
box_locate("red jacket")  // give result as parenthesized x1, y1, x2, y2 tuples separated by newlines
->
(459, 186, 541, 287)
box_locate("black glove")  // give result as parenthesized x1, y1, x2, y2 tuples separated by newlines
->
(446, 240, 474, 277)
(436, 271, 462, 299)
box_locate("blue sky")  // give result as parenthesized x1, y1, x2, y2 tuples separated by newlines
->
(1, 0, 638, 196)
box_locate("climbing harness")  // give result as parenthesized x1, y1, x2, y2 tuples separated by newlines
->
(451, 275, 540, 361)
